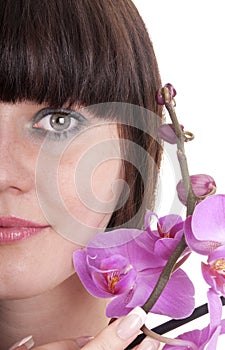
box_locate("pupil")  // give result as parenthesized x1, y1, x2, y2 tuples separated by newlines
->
(50, 114, 71, 131)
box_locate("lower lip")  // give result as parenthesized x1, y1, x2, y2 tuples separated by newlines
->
(0, 227, 48, 244)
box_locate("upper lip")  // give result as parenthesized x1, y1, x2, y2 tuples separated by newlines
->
(0, 216, 49, 228)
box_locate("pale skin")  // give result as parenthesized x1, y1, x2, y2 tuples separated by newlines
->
(0, 102, 160, 350)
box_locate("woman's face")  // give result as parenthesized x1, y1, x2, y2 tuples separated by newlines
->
(0, 101, 121, 299)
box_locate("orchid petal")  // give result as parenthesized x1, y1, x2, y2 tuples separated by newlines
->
(201, 248, 225, 295)
(184, 216, 220, 254)
(202, 258, 225, 296)
(87, 231, 165, 271)
(158, 214, 183, 235)
(158, 123, 178, 144)
(145, 211, 187, 260)
(207, 245, 225, 263)
(177, 174, 216, 206)
(151, 269, 195, 318)
(201, 262, 222, 294)
(106, 292, 133, 317)
(115, 268, 137, 294)
(144, 210, 158, 233)
(205, 326, 221, 350)
(154, 238, 182, 260)
(207, 289, 222, 330)
(87, 228, 144, 249)
(163, 289, 224, 349)
(220, 319, 225, 333)
(73, 250, 112, 298)
(126, 276, 153, 308)
(99, 254, 129, 270)
(191, 194, 225, 243)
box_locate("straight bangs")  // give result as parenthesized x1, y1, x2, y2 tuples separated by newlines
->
(0, 0, 159, 110)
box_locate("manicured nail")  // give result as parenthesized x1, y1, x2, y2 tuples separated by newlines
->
(116, 307, 147, 340)
(9, 335, 34, 350)
(74, 336, 94, 348)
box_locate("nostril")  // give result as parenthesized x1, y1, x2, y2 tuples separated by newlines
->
(0, 163, 32, 194)
(0, 141, 34, 194)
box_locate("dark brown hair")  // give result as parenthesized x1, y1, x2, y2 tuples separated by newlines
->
(0, 0, 163, 229)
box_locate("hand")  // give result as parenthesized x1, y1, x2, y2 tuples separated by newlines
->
(10, 307, 160, 350)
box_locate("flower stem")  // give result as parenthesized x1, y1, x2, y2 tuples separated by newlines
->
(141, 87, 197, 315)
(141, 325, 198, 350)
(165, 96, 197, 216)
(142, 235, 187, 313)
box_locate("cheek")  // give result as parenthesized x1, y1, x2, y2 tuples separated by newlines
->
(92, 158, 123, 205)
(36, 123, 122, 245)
(58, 153, 122, 229)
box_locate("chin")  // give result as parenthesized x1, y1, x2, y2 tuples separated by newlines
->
(0, 256, 75, 300)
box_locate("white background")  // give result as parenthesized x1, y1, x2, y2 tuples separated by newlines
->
(133, 1, 225, 348)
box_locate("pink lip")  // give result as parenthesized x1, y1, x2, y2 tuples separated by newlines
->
(0, 217, 50, 244)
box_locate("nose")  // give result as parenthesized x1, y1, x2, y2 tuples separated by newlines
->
(0, 130, 33, 194)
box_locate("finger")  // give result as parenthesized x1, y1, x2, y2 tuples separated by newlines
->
(9, 335, 34, 350)
(82, 306, 147, 350)
(11, 338, 81, 350)
(29, 339, 80, 350)
(134, 337, 161, 350)
(12, 307, 147, 350)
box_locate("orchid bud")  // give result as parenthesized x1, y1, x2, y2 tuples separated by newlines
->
(176, 174, 217, 205)
(158, 123, 184, 144)
(156, 83, 177, 105)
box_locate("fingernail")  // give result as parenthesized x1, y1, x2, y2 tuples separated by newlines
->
(74, 336, 94, 348)
(117, 307, 147, 340)
(9, 335, 34, 350)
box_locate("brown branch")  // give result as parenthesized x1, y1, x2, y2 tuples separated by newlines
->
(140, 86, 197, 314)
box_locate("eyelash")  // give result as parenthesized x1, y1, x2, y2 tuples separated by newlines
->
(32, 108, 88, 141)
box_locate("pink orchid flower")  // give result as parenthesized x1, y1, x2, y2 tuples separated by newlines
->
(163, 289, 225, 350)
(73, 227, 194, 318)
(145, 211, 189, 261)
